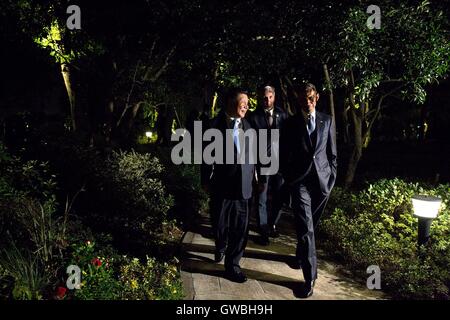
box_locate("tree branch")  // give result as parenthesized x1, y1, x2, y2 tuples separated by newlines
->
(116, 60, 141, 127)
(145, 44, 177, 82)
(364, 83, 407, 140)
(379, 79, 403, 84)
(149, 37, 158, 61)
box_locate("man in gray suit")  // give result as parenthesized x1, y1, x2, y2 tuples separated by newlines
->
(201, 88, 255, 283)
(280, 83, 337, 298)
(247, 85, 288, 245)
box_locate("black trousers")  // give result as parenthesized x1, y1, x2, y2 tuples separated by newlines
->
(210, 194, 249, 273)
(256, 173, 284, 234)
(291, 171, 329, 282)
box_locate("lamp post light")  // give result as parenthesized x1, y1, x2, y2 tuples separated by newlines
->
(411, 195, 442, 247)
(145, 131, 152, 143)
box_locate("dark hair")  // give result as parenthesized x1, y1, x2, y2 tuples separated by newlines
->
(226, 87, 248, 106)
(294, 82, 317, 95)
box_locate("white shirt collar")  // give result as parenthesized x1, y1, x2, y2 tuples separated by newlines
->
(302, 109, 316, 122)
(226, 113, 241, 126)
(265, 107, 274, 116)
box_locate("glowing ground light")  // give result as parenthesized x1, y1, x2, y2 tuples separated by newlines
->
(412, 195, 442, 247)
(412, 195, 442, 219)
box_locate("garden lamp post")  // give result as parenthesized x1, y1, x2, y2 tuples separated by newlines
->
(411, 195, 442, 246)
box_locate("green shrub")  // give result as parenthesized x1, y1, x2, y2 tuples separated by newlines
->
(0, 142, 57, 203)
(0, 141, 185, 300)
(155, 148, 208, 229)
(119, 256, 183, 300)
(0, 244, 48, 300)
(46, 144, 180, 252)
(95, 150, 179, 252)
(69, 240, 122, 300)
(13, 197, 67, 265)
(66, 240, 183, 300)
(0, 142, 70, 299)
(104, 150, 174, 225)
(321, 178, 450, 299)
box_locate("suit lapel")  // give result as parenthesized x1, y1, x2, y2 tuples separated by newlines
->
(273, 108, 280, 129)
(297, 114, 313, 150)
(297, 112, 326, 151)
(314, 112, 324, 151)
(215, 112, 233, 156)
(257, 108, 268, 129)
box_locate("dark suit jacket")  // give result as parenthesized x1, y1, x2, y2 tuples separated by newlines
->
(247, 106, 288, 131)
(280, 111, 337, 195)
(247, 106, 288, 182)
(201, 112, 255, 200)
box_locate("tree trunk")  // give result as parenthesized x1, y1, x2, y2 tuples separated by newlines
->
(342, 102, 350, 144)
(60, 63, 77, 131)
(125, 102, 144, 132)
(344, 106, 363, 188)
(322, 63, 335, 122)
(419, 102, 428, 141)
(203, 80, 216, 115)
(279, 76, 294, 115)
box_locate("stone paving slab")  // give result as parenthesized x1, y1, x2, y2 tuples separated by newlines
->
(181, 214, 386, 300)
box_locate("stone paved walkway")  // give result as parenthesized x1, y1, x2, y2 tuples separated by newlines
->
(180, 211, 386, 300)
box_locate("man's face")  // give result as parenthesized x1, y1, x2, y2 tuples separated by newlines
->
(299, 90, 319, 114)
(231, 93, 249, 118)
(262, 90, 275, 109)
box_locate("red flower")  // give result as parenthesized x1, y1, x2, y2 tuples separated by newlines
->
(56, 286, 67, 299)
(91, 257, 102, 267)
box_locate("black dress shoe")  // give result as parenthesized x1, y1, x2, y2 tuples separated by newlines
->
(289, 258, 302, 270)
(214, 252, 224, 263)
(225, 270, 248, 283)
(259, 234, 270, 246)
(295, 280, 315, 298)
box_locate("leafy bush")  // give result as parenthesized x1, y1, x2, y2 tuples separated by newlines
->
(92, 150, 180, 255)
(0, 244, 48, 300)
(104, 150, 174, 226)
(68, 240, 122, 300)
(321, 178, 450, 299)
(0, 142, 57, 202)
(42, 141, 181, 253)
(119, 256, 183, 300)
(156, 148, 208, 229)
(0, 141, 185, 300)
(64, 240, 183, 300)
(0, 142, 69, 298)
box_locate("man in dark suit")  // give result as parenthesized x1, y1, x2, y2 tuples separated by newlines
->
(280, 83, 337, 298)
(247, 85, 288, 245)
(201, 88, 255, 283)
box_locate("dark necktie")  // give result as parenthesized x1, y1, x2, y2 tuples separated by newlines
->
(267, 111, 273, 127)
(307, 114, 315, 136)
